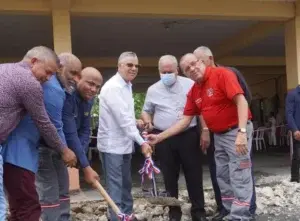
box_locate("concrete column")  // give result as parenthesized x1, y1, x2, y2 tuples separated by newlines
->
(285, 16, 300, 90)
(52, 8, 80, 192)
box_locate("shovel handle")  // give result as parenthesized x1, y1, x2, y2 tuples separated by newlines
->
(93, 180, 121, 215)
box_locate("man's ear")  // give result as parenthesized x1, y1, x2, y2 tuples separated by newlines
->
(74, 74, 81, 83)
(31, 57, 38, 65)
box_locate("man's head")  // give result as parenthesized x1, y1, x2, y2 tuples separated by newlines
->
(57, 53, 82, 92)
(77, 67, 103, 101)
(193, 46, 215, 67)
(23, 46, 60, 83)
(117, 52, 140, 82)
(180, 53, 206, 83)
(158, 55, 178, 87)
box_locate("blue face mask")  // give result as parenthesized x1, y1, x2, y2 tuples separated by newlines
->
(160, 73, 176, 86)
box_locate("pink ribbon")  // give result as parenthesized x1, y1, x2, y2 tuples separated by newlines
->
(117, 213, 135, 221)
(138, 157, 160, 184)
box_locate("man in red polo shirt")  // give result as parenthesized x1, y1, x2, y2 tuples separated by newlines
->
(146, 53, 254, 221)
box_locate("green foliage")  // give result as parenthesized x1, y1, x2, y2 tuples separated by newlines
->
(89, 92, 146, 129)
(133, 92, 146, 118)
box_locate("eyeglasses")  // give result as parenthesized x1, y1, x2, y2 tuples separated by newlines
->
(125, 63, 142, 69)
(184, 60, 201, 73)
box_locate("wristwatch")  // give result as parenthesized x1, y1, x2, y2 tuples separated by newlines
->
(238, 128, 246, 133)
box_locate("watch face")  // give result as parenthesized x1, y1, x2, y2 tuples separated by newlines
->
(240, 128, 246, 133)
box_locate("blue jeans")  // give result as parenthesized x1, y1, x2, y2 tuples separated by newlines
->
(0, 145, 6, 221)
(101, 153, 133, 221)
(35, 147, 70, 221)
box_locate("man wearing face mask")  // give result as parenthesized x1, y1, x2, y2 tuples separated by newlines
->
(2, 52, 81, 221)
(146, 53, 254, 221)
(97, 52, 152, 221)
(141, 55, 206, 221)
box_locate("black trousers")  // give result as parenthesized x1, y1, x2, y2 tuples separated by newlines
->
(206, 133, 223, 212)
(154, 127, 205, 220)
(291, 139, 300, 181)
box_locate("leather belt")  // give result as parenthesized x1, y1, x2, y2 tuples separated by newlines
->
(216, 121, 251, 134)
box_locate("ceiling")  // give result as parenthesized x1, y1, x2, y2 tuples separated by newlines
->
(0, 14, 285, 59)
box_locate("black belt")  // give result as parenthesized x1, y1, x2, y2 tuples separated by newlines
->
(216, 121, 251, 134)
(153, 126, 197, 135)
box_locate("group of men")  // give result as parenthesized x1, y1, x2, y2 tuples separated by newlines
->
(0, 46, 103, 221)
(0, 44, 256, 221)
(97, 47, 256, 221)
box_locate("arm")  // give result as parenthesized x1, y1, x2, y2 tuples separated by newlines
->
(141, 111, 152, 125)
(63, 95, 90, 168)
(199, 115, 208, 131)
(141, 89, 154, 126)
(221, 68, 248, 129)
(158, 87, 198, 142)
(78, 101, 93, 151)
(157, 115, 193, 141)
(286, 92, 298, 132)
(233, 94, 249, 129)
(20, 81, 65, 152)
(103, 87, 145, 146)
(43, 87, 67, 145)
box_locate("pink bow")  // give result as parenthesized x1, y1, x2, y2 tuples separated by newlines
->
(117, 213, 135, 221)
(138, 157, 160, 183)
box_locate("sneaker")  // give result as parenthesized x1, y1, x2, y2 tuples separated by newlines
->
(212, 209, 230, 221)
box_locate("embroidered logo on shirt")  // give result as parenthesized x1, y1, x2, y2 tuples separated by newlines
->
(207, 88, 214, 97)
(195, 98, 202, 104)
(84, 112, 90, 117)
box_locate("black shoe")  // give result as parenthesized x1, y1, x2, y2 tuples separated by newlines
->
(169, 214, 181, 221)
(290, 178, 299, 183)
(250, 214, 257, 221)
(191, 213, 208, 221)
(212, 209, 229, 221)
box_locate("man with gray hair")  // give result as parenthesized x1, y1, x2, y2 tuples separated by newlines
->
(0, 46, 77, 220)
(193, 46, 256, 221)
(97, 52, 152, 221)
(141, 55, 207, 221)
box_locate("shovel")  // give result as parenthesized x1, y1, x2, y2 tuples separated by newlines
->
(138, 154, 182, 207)
(93, 180, 138, 221)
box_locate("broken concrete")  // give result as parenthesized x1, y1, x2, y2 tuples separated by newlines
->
(70, 174, 300, 221)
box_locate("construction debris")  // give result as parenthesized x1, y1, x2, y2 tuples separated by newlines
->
(69, 174, 300, 220)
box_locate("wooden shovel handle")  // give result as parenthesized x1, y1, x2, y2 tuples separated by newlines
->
(93, 180, 121, 215)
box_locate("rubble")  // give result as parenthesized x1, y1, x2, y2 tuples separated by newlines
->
(70, 174, 300, 220)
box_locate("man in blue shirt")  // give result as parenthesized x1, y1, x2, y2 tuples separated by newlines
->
(2, 53, 82, 221)
(286, 86, 300, 182)
(63, 67, 103, 185)
(36, 67, 103, 221)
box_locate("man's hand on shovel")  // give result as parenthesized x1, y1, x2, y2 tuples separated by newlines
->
(83, 166, 100, 187)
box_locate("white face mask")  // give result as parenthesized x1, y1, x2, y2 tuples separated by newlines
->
(160, 73, 176, 86)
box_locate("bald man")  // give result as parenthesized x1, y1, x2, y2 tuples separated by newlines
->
(36, 67, 103, 221)
(2, 52, 82, 221)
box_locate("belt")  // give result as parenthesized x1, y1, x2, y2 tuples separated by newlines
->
(153, 126, 197, 135)
(216, 121, 251, 135)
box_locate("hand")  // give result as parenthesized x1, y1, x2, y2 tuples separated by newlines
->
(200, 130, 210, 152)
(83, 166, 100, 186)
(145, 133, 162, 146)
(141, 142, 153, 157)
(235, 132, 248, 155)
(61, 148, 77, 167)
(144, 122, 154, 132)
(136, 119, 145, 130)
(294, 131, 300, 141)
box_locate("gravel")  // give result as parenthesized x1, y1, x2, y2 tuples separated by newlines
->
(70, 174, 300, 220)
